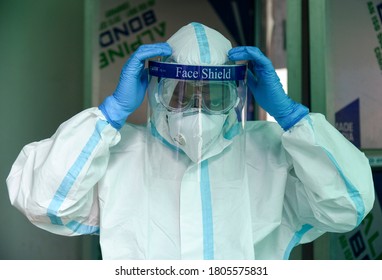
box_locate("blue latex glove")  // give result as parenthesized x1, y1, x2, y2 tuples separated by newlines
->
(99, 43, 172, 130)
(228, 46, 309, 130)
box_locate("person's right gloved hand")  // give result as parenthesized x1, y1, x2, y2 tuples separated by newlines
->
(99, 43, 172, 130)
(228, 46, 309, 131)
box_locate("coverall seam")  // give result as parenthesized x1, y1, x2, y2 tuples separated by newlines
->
(307, 115, 365, 226)
(47, 119, 107, 231)
(283, 223, 314, 260)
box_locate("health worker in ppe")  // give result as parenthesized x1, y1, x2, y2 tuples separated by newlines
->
(6, 22, 375, 260)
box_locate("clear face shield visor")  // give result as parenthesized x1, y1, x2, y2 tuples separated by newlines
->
(158, 78, 239, 115)
(146, 60, 247, 172)
(149, 61, 246, 116)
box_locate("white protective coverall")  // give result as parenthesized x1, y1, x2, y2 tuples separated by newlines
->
(6, 23, 375, 260)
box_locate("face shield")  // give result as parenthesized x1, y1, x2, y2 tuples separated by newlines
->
(146, 60, 247, 163)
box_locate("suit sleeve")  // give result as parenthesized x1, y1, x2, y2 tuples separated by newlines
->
(281, 113, 375, 242)
(6, 108, 120, 236)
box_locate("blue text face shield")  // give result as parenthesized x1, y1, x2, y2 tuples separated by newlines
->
(149, 61, 247, 116)
(150, 61, 246, 116)
(146, 60, 247, 165)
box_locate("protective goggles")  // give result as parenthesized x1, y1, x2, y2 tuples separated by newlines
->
(149, 61, 247, 114)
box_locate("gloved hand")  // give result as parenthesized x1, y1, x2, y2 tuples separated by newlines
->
(99, 43, 172, 130)
(228, 46, 309, 131)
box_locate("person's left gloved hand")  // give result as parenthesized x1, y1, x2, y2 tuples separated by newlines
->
(99, 43, 172, 130)
(228, 46, 309, 131)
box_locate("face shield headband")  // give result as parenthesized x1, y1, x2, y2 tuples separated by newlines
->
(148, 61, 247, 115)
